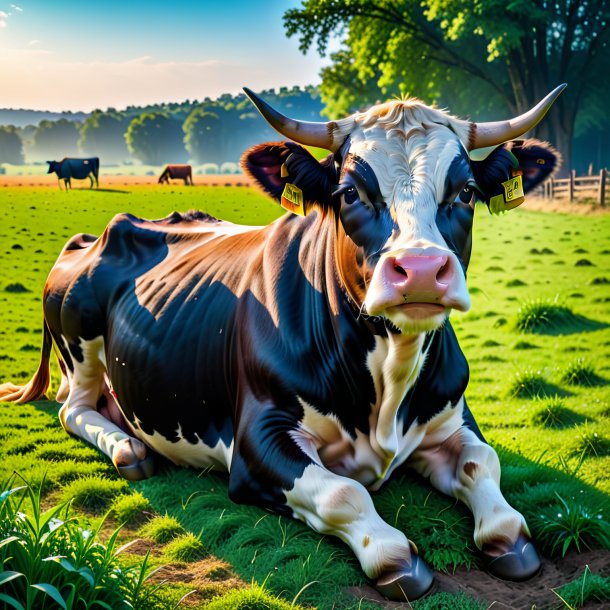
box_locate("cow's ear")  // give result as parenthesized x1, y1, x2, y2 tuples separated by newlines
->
(241, 141, 337, 216)
(471, 139, 560, 214)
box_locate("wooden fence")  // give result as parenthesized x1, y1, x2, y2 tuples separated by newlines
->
(542, 168, 608, 206)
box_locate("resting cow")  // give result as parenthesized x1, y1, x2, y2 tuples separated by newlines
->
(158, 164, 193, 185)
(47, 157, 99, 189)
(1, 85, 565, 601)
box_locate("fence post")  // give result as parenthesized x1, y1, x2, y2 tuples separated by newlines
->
(600, 168, 607, 207)
(569, 170, 575, 202)
(549, 177, 554, 199)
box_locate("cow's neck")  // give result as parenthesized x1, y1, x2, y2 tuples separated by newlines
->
(312, 213, 429, 459)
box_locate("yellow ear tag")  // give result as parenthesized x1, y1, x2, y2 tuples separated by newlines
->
(281, 183, 306, 216)
(280, 163, 289, 178)
(489, 173, 525, 215)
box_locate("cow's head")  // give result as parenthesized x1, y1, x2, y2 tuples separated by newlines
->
(47, 161, 60, 174)
(242, 86, 564, 334)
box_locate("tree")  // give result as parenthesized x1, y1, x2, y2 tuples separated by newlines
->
(31, 119, 80, 161)
(284, 0, 610, 171)
(125, 113, 187, 165)
(183, 109, 225, 163)
(79, 111, 131, 164)
(0, 126, 24, 164)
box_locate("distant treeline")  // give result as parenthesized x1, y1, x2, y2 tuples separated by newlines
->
(0, 86, 323, 166)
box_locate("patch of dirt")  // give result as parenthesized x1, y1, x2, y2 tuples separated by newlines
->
(348, 550, 610, 609)
(147, 558, 246, 606)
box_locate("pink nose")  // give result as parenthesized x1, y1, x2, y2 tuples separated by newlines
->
(387, 254, 455, 302)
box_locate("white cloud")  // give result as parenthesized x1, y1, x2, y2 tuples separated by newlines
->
(10, 4, 23, 12)
(28, 40, 41, 46)
(0, 11, 8, 27)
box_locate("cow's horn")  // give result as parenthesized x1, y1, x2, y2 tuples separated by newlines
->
(469, 84, 567, 150)
(243, 87, 339, 151)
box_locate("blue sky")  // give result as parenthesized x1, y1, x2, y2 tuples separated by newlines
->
(0, 1, 329, 111)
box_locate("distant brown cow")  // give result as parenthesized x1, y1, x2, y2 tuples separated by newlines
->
(158, 164, 193, 185)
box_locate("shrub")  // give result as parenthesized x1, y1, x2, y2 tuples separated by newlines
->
(139, 514, 184, 543)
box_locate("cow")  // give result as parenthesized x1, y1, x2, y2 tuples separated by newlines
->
(158, 164, 193, 185)
(47, 157, 99, 189)
(1, 84, 565, 601)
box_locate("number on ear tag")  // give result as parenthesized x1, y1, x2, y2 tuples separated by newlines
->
(489, 174, 525, 215)
(281, 183, 306, 216)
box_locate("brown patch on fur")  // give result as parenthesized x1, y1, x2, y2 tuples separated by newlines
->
(463, 461, 478, 480)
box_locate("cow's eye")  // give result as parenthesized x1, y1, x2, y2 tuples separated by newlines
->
(344, 185, 359, 204)
(458, 186, 472, 203)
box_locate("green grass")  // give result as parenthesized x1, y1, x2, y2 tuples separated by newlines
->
(60, 474, 128, 511)
(162, 532, 206, 563)
(139, 514, 185, 543)
(552, 566, 610, 609)
(561, 358, 600, 386)
(1, 186, 610, 608)
(111, 490, 153, 525)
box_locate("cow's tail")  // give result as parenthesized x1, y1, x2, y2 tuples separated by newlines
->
(0, 321, 53, 404)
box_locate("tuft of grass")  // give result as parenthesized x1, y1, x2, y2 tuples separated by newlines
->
(60, 474, 127, 511)
(532, 493, 610, 557)
(552, 566, 610, 609)
(571, 424, 610, 458)
(139, 513, 185, 543)
(205, 583, 298, 609)
(111, 490, 152, 525)
(412, 591, 487, 610)
(506, 278, 527, 287)
(5, 282, 30, 293)
(162, 532, 206, 563)
(514, 340, 539, 350)
(561, 359, 599, 386)
(515, 298, 577, 334)
(530, 395, 574, 428)
(509, 369, 550, 398)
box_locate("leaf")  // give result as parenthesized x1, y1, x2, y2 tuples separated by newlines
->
(0, 486, 27, 504)
(90, 601, 115, 610)
(0, 536, 20, 549)
(0, 571, 25, 587)
(30, 583, 67, 610)
(0, 592, 26, 610)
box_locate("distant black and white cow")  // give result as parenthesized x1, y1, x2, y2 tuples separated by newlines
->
(47, 157, 100, 189)
(2, 85, 564, 601)
(158, 164, 193, 185)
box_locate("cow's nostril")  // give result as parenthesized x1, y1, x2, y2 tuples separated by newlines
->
(436, 258, 452, 283)
(394, 262, 408, 277)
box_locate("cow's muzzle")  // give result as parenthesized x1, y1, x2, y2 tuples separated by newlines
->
(364, 248, 471, 326)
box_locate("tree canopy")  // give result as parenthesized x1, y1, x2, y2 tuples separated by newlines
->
(0, 126, 24, 165)
(284, 0, 610, 170)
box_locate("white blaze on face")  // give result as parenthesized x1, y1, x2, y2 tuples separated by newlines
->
(342, 102, 472, 333)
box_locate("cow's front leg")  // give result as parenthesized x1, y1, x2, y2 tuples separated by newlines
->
(229, 403, 433, 601)
(409, 409, 540, 580)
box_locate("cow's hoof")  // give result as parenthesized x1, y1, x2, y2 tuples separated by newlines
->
(374, 555, 434, 601)
(116, 453, 155, 481)
(484, 534, 541, 581)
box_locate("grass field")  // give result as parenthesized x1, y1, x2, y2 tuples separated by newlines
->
(1, 183, 609, 609)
